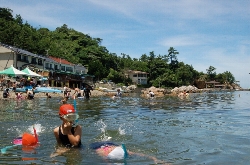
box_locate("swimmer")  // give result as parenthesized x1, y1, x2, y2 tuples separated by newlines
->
(178, 90, 189, 98)
(51, 98, 81, 157)
(148, 90, 155, 97)
(3, 88, 9, 98)
(63, 85, 68, 97)
(73, 87, 81, 98)
(46, 93, 51, 98)
(25, 89, 34, 100)
(83, 85, 91, 99)
(90, 141, 170, 164)
(112, 88, 122, 99)
(60, 97, 68, 104)
(15, 92, 23, 100)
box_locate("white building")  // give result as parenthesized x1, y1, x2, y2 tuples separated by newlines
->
(126, 70, 148, 85)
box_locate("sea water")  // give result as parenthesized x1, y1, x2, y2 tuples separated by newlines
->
(0, 91, 250, 164)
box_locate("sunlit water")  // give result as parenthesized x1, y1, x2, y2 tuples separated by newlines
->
(0, 91, 250, 165)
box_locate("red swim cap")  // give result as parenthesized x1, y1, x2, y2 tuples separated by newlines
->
(22, 133, 37, 146)
(59, 104, 75, 116)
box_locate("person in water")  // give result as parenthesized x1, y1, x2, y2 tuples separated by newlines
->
(46, 92, 51, 98)
(60, 96, 68, 104)
(51, 97, 81, 158)
(115, 89, 122, 97)
(15, 92, 23, 100)
(53, 102, 82, 147)
(73, 87, 81, 98)
(25, 89, 34, 100)
(148, 90, 155, 98)
(178, 90, 189, 98)
(90, 141, 170, 164)
(3, 88, 9, 98)
(83, 85, 91, 99)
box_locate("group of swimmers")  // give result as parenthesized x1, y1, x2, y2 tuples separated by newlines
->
(2, 88, 35, 100)
(2, 86, 170, 164)
(50, 96, 169, 164)
(63, 85, 92, 99)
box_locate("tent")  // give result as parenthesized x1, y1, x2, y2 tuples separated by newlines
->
(0, 65, 28, 77)
(21, 67, 42, 77)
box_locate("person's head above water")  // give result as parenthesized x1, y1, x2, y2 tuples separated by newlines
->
(59, 104, 79, 122)
(90, 142, 128, 160)
(59, 104, 75, 115)
(107, 145, 128, 160)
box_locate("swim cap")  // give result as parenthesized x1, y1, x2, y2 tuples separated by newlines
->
(22, 133, 37, 146)
(59, 104, 75, 116)
(107, 146, 126, 160)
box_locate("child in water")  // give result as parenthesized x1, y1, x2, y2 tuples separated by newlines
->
(51, 96, 81, 157)
(53, 104, 81, 147)
(89, 141, 170, 164)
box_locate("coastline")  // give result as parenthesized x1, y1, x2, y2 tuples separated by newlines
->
(0, 89, 107, 100)
(1, 87, 246, 100)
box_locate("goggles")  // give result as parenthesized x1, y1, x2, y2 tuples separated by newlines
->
(61, 113, 79, 122)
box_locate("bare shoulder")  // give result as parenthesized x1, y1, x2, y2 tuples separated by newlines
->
(54, 127, 59, 133)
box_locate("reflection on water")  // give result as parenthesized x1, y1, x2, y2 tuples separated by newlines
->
(0, 91, 250, 164)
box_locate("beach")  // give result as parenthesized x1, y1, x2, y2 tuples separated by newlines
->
(0, 89, 108, 99)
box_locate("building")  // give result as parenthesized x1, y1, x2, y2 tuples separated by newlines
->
(205, 80, 225, 88)
(0, 43, 93, 88)
(125, 70, 148, 85)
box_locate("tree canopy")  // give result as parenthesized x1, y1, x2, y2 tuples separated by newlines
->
(0, 7, 237, 88)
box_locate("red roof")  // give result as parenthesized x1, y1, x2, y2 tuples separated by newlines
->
(49, 56, 73, 65)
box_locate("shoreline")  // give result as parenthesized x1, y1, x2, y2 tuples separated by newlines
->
(0, 89, 108, 100)
(1, 87, 247, 100)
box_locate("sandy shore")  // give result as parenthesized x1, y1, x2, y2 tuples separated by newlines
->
(0, 89, 109, 99)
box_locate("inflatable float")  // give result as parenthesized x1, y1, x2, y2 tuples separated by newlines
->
(1, 126, 39, 154)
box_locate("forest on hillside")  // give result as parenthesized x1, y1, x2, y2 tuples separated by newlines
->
(0, 7, 236, 88)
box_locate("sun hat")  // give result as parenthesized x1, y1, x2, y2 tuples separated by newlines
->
(59, 104, 75, 116)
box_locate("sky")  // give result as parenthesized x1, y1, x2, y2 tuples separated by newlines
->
(1, 0, 250, 88)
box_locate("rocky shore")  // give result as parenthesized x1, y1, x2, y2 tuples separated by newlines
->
(1, 85, 245, 100)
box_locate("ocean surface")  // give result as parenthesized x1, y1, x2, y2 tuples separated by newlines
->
(0, 90, 250, 165)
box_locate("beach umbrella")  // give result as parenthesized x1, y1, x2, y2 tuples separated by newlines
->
(21, 67, 42, 77)
(0, 65, 28, 76)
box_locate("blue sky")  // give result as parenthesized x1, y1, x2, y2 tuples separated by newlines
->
(1, 0, 250, 88)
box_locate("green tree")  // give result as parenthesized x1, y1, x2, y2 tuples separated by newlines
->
(216, 71, 235, 84)
(0, 7, 238, 88)
(168, 47, 179, 69)
(206, 66, 216, 81)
